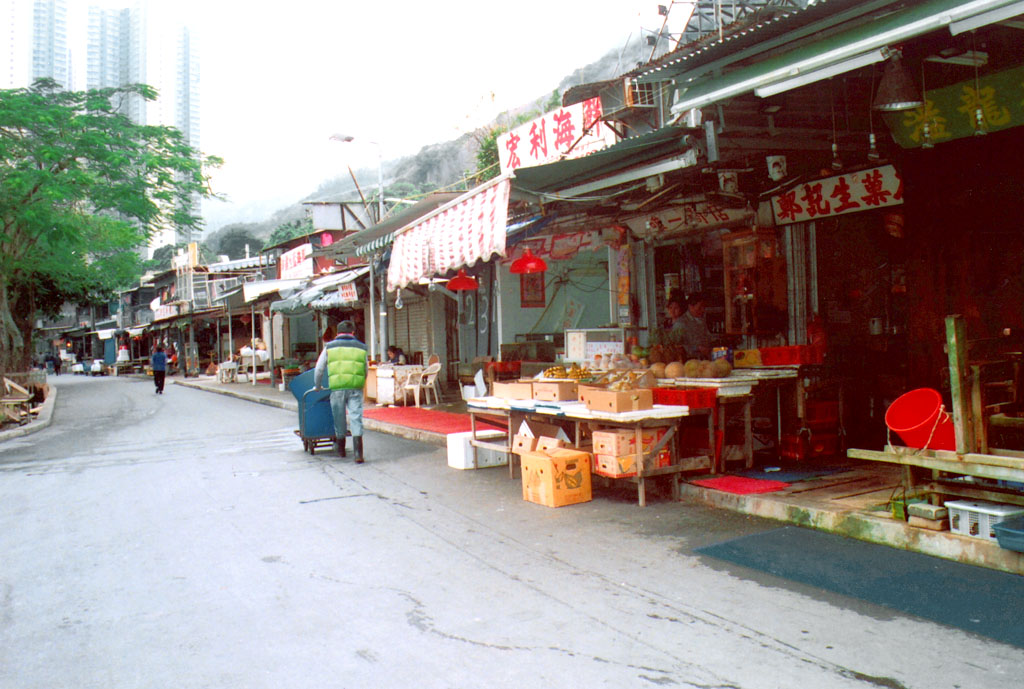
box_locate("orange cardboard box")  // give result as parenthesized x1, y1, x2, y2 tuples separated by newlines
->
(585, 388, 653, 413)
(492, 381, 533, 400)
(592, 428, 666, 456)
(535, 435, 565, 453)
(532, 381, 578, 402)
(520, 448, 592, 507)
(512, 434, 537, 455)
(592, 449, 671, 478)
(577, 384, 604, 406)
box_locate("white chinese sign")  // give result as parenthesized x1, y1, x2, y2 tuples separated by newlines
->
(278, 243, 313, 279)
(497, 97, 617, 174)
(771, 165, 903, 225)
(337, 282, 358, 303)
(154, 304, 179, 321)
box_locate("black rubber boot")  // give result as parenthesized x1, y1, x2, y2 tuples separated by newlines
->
(353, 436, 364, 464)
(336, 437, 346, 458)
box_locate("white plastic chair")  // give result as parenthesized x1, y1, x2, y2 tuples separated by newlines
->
(402, 363, 442, 407)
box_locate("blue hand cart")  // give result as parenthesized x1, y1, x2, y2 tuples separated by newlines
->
(289, 369, 335, 455)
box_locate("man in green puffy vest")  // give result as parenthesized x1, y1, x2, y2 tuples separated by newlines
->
(313, 320, 368, 462)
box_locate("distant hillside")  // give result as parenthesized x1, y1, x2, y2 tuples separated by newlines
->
(229, 36, 645, 242)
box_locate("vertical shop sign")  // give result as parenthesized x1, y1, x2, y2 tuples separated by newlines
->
(616, 244, 632, 325)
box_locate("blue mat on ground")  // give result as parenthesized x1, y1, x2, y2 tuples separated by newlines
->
(735, 462, 854, 483)
(696, 526, 1024, 648)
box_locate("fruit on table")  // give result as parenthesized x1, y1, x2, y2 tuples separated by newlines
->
(649, 362, 667, 378)
(664, 361, 685, 378)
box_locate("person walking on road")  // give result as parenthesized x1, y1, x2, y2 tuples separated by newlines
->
(151, 346, 167, 394)
(314, 320, 368, 463)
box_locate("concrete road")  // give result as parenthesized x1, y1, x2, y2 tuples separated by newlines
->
(1, 375, 1021, 689)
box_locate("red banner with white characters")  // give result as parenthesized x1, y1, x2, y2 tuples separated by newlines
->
(771, 165, 903, 225)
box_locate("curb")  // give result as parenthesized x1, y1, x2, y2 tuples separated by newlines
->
(0, 386, 58, 442)
(173, 379, 449, 447)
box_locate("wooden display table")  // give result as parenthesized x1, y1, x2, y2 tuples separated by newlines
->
(466, 397, 713, 506)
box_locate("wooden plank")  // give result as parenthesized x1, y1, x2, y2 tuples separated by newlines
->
(945, 315, 974, 453)
(923, 481, 1024, 507)
(848, 447, 1024, 482)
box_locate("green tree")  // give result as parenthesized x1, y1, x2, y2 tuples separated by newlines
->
(143, 242, 216, 273)
(0, 79, 221, 373)
(266, 218, 313, 248)
(472, 111, 538, 185)
(211, 225, 264, 260)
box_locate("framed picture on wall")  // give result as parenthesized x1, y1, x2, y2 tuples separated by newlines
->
(520, 272, 545, 308)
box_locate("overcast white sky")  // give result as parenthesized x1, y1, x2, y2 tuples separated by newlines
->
(74, 1, 691, 231)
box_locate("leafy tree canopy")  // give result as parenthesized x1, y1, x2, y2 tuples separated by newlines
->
(206, 224, 264, 260)
(266, 218, 313, 248)
(0, 79, 221, 372)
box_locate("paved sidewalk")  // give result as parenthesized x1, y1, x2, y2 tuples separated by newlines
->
(9, 373, 1018, 574)
(172, 375, 456, 446)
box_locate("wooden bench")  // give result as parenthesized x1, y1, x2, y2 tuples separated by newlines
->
(2, 376, 34, 426)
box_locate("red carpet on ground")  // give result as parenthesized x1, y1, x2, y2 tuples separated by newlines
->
(363, 406, 505, 435)
(690, 475, 791, 495)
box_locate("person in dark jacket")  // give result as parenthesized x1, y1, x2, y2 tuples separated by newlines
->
(151, 346, 168, 394)
(313, 320, 368, 462)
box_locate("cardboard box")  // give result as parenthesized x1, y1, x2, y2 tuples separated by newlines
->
(516, 419, 571, 443)
(446, 430, 509, 470)
(577, 384, 604, 406)
(512, 434, 537, 455)
(492, 381, 533, 400)
(536, 436, 565, 453)
(521, 448, 592, 507)
(532, 380, 578, 402)
(592, 428, 665, 456)
(592, 449, 671, 478)
(585, 388, 654, 413)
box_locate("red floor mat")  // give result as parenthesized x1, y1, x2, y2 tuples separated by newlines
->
(363, 406, 505, 435)
(690, 475, 791, 494)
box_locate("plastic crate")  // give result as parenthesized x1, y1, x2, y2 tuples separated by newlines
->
(759, 345, 824, 366)
(805, 400, 839, 429)
(945, 499, 1024, 541)
(651, 387, 717, 409)
(992, 515, 1024, 553)
(779, 432, 839, 461)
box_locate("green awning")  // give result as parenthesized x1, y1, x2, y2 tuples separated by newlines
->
(667, 0, 1018, 114)
(511, 127, 689, 195)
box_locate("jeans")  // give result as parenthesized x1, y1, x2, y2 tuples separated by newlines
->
(153, 370, 166, 393)
(329, 388, 364, 437)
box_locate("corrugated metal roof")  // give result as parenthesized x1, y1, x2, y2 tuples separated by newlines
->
(631, 0, 875, 84)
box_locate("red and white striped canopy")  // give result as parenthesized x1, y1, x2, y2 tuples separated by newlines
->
(387, 175, 511, 291)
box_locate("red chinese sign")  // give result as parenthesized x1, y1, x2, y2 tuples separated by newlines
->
(498, 97, 617, 174)
(771, 165, 903, 225)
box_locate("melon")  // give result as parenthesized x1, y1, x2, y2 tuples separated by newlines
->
(682, 359, 702, 378)
(710, 358, 732, 378)
(698, 360, 716, 378)
(649, 362, 667, 379)
(664, 361, 686, 378)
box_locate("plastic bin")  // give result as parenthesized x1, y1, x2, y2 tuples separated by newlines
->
(992, 515, 1024, 553)
(945, 499, 1024, 541)
(759, 345, 824, 366)
(805, 400, 839, 429)
(651, 387, 717, 409)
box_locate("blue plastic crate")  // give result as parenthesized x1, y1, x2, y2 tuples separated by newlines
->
(992, 515, 1024, 553)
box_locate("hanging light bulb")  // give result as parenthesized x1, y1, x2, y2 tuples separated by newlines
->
(446, 268, 478, 291)
(509, 248, 548, 274)
(867, 132, 880, 162)
(831, 142, 843, 171)
(974, 106, 987, 136)
(921, 121, 934, 149)
(972, 34, 987, 137)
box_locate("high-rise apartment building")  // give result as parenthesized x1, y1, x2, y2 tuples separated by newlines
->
(0, 0, 70, 89)
(4, 1, 201, 253)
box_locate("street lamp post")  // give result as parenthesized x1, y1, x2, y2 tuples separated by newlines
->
(329, 133, 387, 359)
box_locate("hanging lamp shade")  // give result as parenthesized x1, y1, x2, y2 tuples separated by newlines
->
(509, 248, 548, 274)
(446, 268, 478, 291)
(873, 54, 923, 112)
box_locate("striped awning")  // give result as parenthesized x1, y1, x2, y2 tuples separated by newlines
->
(387, 175, 511, 291)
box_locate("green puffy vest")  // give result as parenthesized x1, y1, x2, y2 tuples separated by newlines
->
(325, 340, 367, 390)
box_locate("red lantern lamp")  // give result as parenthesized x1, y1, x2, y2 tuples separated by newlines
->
(510, 248, 547, 274)
(446, 268, 478, 291)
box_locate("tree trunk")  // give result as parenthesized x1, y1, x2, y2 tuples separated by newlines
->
(0, 278, 23, 378)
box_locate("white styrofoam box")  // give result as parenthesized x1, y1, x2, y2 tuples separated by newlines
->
(945, 499, 1024, 541)
(447, 430, 509, 470)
